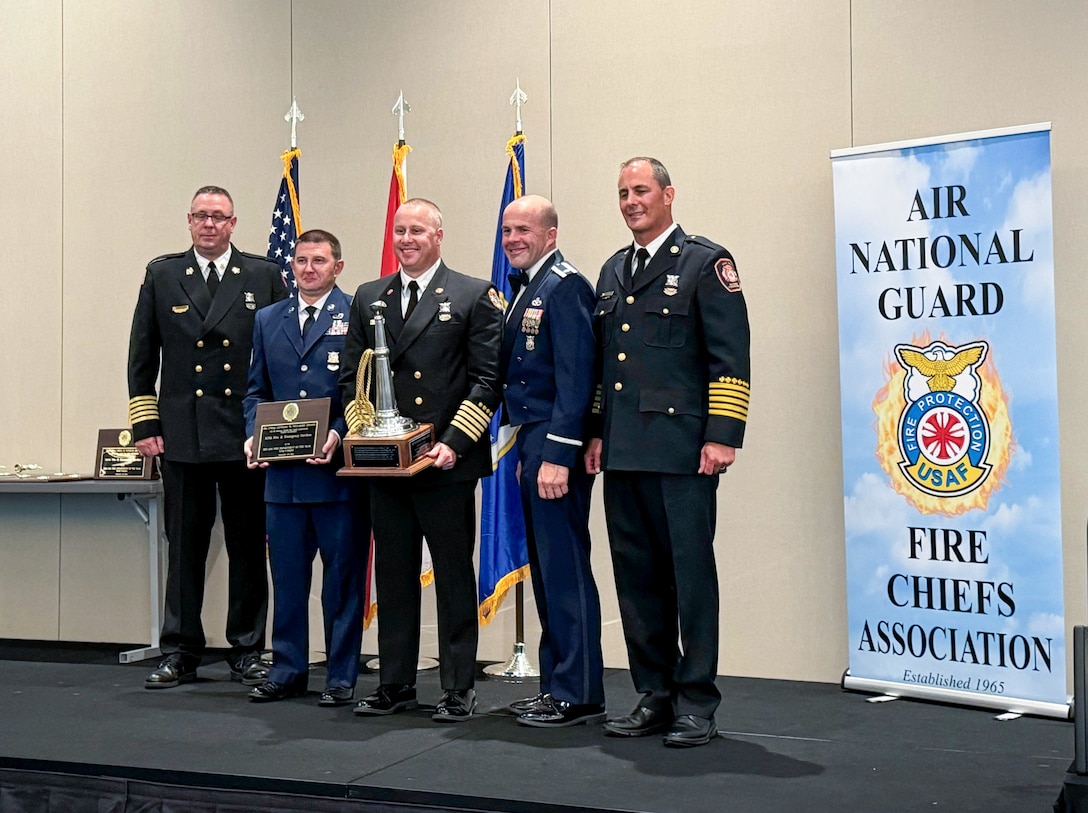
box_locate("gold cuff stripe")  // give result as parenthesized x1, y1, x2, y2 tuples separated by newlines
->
(450, 415, 485, 440)
(709, 406, 748, 421)
(464, 401, 494, 421)
(709, 381, 750, 392)
(454, 406, 490, 437)
(128, 396, 159, 424)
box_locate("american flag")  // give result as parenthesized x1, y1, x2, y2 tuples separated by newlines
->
(267, 148, 301, 290)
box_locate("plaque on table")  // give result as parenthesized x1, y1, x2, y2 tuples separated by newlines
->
(95, 429, 156, 479)
(339, 301, 435, 477)
(254, 397, 331, 462)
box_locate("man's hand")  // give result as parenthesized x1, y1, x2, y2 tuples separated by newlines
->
(426, 441, 458, 470)
(307, 430, 341, 465)
(699, 442, 736, 476)
(243, 436, 268, 469)
(538, 461, 569, 500)
(136, 435, 164, 458)
(584, 438, 603, 475)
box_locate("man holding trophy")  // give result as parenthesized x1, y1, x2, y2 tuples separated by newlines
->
(339, 198, 503, 722)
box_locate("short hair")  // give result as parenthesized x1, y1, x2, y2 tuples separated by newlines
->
(507, 194, 558, 229)
(620, 157, 672, 189)
(297, 229, 342, 260)
(400, 198, 443, 229)
(191, 185, 234, 209)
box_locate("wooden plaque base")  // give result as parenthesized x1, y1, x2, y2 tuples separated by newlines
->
(95, 429, 155, 480)
(338, 423, 435, 477)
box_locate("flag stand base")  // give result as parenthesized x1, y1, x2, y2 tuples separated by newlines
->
(365, 657, 439, 672)
(483, 642, 539, 682)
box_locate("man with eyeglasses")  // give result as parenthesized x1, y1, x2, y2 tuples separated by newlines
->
(128, 185, 288, 690)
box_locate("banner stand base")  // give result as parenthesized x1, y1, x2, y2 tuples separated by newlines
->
(841, 669, 1071, 720)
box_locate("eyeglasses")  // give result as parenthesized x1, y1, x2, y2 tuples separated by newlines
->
(190, 212, 234, 224)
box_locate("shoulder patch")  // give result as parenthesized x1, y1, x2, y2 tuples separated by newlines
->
(488, 287, 503, 310)
(715, 257, 742, 293)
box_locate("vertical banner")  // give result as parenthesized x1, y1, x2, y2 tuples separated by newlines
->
(832, 124, 1068, 717)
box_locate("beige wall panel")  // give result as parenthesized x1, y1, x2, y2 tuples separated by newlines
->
(552, 0, 853, 681)
(0, 496, 61, 639)
(60, 0, 293, 472)
(58, 496, 150, 642)
(851, 1, 1088, 687)
(1, 1, 63, 470)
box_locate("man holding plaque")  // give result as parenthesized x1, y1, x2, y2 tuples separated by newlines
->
(498, 195, 605, 728)
(128, 186, 287, 689)
(243, 229, 367, 706)
(584, 158, 751, 748)
(340, 198, 503, 722)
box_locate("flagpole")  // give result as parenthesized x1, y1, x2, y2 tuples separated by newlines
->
(484, 80, 538, 682)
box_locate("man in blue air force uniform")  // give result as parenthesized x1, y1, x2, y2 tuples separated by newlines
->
(585, 157, 751, 748)
(498, 195, 605, 728)
(243, 229, 368, 707)
(128, 185, 286, 689)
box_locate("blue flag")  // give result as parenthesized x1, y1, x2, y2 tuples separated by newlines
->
(479, 134, 529, 625)
(266, 148, 301, 291)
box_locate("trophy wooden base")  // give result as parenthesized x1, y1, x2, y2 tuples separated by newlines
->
(338, 423, 435, 477)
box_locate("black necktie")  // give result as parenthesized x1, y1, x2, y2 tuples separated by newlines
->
(404, 280, 420, 320)
(508, 270, 530, 296)
(301, 305, 317, 340)
(630, 247, 649, 287)
(206, 262, 219, 298)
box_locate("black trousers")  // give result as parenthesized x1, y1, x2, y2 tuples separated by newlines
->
(603, 471, 721, 718)
(159, 459, 268, 662)
(370, 478, 479, 691)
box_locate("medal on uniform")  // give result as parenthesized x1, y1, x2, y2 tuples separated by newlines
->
(327, 350, 340, 371)
(664, 274, 680, 296)
(244, 291, 256, 310)
(438, 300, 453, 322)
(522, 306, 543, 351)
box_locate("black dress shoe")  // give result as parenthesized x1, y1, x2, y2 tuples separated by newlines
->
(602, 704, 673, 737)
(318, 686, 355, 707)
(229, 652, 269, 687)
(432, 688, 476, 723)
(248, 680, 308, 703)
(508, 692, 551, 714)
(517, 698, 606, 728)
(353, 684, 417, 716)
(663, 714, 718, 748)
(144, 654, 197, 689)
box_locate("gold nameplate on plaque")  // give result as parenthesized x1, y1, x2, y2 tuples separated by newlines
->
(95, 428, 155, 479)
(254, 398, 331, 462)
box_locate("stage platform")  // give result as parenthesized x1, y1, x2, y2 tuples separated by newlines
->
(0, 641, 1075, 812)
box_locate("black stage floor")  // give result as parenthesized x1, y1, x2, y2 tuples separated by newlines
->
(0, 641, 1075, 812)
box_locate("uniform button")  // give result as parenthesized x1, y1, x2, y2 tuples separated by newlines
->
(503, 384, 508, 390)
(222, 339, 230, 347)
(516, 356, 523, 362)
(663, 308, 670, 315)
(520, 380, 526, 385)
(621, 323, 630, 332)
(614, 382, 623, 391)
(414, 371, 422, 379)
(415, 396, 423, 405)
(223, 363, 231, 371)
(626, 295, 634, 304)
(195, 389, 204, 397)
(667, 407, 675, 414)
(617, 353, 626, 362)
(196, 340, 204, 348)
(194, 365, 203, 373)
(224, 388, 232, 396)
(300, 390, 307, 398)
(300, 364, 308, 372)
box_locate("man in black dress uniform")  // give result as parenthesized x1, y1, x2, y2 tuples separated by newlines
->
(585, 158, 751, 747)
(128, 186, 287, 689)
(340, 198, 503, 722)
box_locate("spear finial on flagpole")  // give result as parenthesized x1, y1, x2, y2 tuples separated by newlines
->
(509, 79, 528, 135)
(285, 97, 305, 149)
(392, 91, 411, 145)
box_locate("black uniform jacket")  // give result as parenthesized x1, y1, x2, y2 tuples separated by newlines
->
(589, 226, 751, 474)
(127, 246, 287, 463)
(339, 262, 503, 485)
